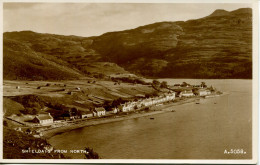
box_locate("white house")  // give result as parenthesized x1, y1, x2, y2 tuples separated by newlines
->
(165, 93, 175, 101)
(112, 107, 119, 113)
(116, 92, 176, 113)
(33, 113, 53, 125)
(142, 99, 153, 107)
(182, 90, 194, 97)
(119, 102, 135, 112)
(93, 107, 106, 117)
(198, 89, 211, 96)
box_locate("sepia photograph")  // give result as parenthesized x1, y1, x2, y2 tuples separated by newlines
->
(0, 0, 258, 163)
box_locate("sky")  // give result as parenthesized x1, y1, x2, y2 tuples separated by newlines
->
(3, 3, 252, 37)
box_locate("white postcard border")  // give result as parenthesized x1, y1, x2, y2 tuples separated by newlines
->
(0, 0, 258, 164)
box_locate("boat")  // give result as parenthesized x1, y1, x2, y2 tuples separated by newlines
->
(150, 117, 154, 120)
(196, 102, 200, 104)
(171, 110, 176, 112)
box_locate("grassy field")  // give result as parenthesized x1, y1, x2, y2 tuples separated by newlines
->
(3, 80, 157, 118)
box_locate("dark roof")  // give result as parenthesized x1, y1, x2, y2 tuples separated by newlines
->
(183, 91, 193, 94)
(94, 107, 106, 112)
(82, 111, 93, 115)
(35, 114, 53, 121)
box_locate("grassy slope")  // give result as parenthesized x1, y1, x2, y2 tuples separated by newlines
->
(3, 31, 128, 80)
(3, 127, 65, 159)
(3, 80, 157, 117)
(3, 97, 24, 117)
(4, 39, 83, 80)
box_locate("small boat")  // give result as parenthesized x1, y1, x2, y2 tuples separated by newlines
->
(150, 117, 154, 120)
(196, 103, 200, 104)
(171, 110, 176, 112)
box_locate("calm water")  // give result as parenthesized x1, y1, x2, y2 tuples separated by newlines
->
(49, 79, 252, 159)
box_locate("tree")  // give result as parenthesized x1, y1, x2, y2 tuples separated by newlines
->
(209, 85, 215, 92)
(201, 82, 207, 88)
(152, 80, 160, 87)
(152, 91, 159, 97)
(145, 93, 151, 98)
(31, 109, 39, 115)
(25, 128, 31, 134)
(192, 88, 199, 95)
(103, 100, 112, 110)
(20, 108, 39, 115)
(70, 107, 78, 116)
(84, 147, 100, 159)
(98, 73, 105, 79)
(111, 98, 124, 107)
(160, 81, 168, 88)
(181, 82, 189, 87)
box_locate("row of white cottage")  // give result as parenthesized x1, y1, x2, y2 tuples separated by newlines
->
(33, 89, 212, 125)
(115, 92, 176, 113)
(179, 89, 212, 97)
(114, 89, 211, 113)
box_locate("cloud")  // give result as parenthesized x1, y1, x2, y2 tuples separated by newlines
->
(3, 3, 252, 37)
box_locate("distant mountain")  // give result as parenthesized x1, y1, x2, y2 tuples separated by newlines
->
(208, 9, 230, 17)
(3, 8, 252, 80)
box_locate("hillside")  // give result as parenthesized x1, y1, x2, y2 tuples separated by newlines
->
(3, 32, 128, 80)
(3, 8, 252, 80)
(3, 127, 65, 159)
(90, 8, 252, 78)
(3, 38, 83, 80)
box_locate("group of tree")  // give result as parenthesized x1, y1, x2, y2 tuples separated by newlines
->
(20, 108, 39, 115)
(93, 73, 105, 79)
(201, 82, 207, 88)
(12, 95, 45, 114)
(46, 105, 83, 120)
(152, 80, 168, 88)
(144, 91, 159, 98)
(181, 82, 190, 87)
(102, 98, 127, 111)
(111, 77, 149, 85)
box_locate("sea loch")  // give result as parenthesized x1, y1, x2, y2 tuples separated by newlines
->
(48, 79, 252, 159)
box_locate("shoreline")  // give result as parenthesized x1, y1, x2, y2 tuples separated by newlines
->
(42, 96, 203, 139)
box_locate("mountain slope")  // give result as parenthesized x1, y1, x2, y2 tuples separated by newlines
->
(89, 8, 252, 78)
(3, 32, 128, 80)
(3, 38, 83, 80)
(3, 8, 252, 80)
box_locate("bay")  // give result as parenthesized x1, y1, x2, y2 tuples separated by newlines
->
(48, 79, 252, 159)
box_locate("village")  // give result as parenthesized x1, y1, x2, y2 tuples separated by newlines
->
(3, 79, 220, 139)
